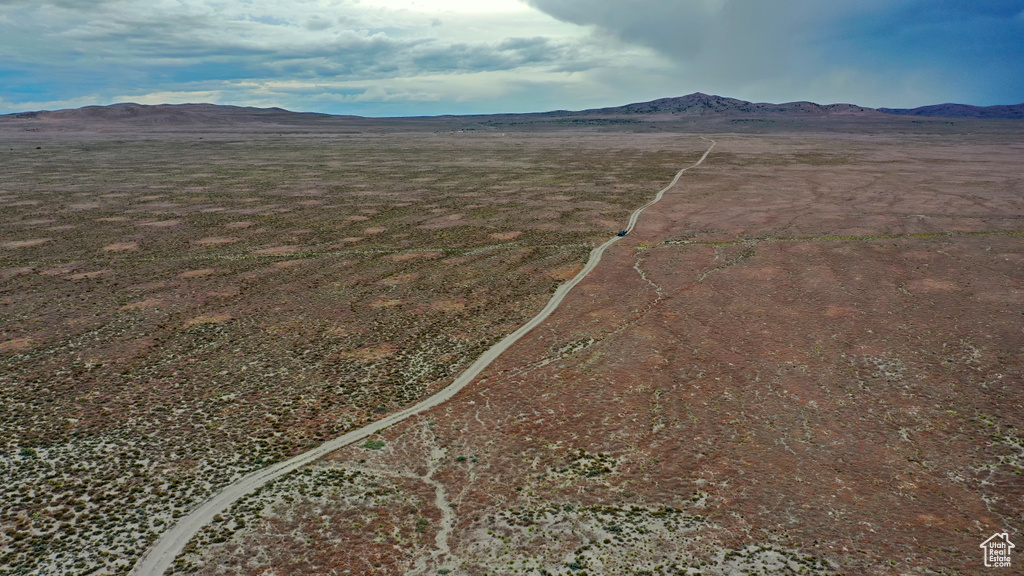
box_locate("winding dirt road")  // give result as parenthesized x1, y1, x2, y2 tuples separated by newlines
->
(129, 139, 716, 576)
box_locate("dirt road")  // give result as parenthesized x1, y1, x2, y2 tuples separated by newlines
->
(129, 139, 715, 576)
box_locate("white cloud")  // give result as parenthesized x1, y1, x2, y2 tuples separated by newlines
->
(0, 94, 106, 112)
(2, 0, 1020, 114)
(109, 90, 226, 105)
(358, 0, 530, 13)
(1, 0, 674, 114)
(350, 86, 439, 102)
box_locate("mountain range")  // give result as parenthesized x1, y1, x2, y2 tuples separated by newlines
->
(2, 93, 1021, 129)
(877, 102, 1023, 119)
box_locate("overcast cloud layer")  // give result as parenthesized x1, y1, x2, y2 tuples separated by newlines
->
(0, 0, 1022, 115)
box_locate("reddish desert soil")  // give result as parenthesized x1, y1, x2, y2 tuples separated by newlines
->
(181, 129, 1024, 575)
(0, 129, 709, 575)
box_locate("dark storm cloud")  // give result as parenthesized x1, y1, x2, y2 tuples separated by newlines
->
(525, 0, 1024, 105)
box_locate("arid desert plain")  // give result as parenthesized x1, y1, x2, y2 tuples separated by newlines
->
(1, 108, 1022, 575)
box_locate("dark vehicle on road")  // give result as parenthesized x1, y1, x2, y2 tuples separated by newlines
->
(617, 230, 628, 237)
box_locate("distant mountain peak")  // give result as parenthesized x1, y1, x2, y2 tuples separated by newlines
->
(878, 102, 1024, 119)
(574, 93, 872, 117)
(0, 102, 348, 128)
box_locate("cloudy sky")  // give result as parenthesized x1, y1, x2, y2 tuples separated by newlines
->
(1, 0, 1022, 115)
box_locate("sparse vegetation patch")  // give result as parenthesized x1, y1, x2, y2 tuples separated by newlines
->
(0, 132, 691, 574)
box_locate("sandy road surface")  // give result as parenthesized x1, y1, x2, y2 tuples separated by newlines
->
(129, 139, 716, 576)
